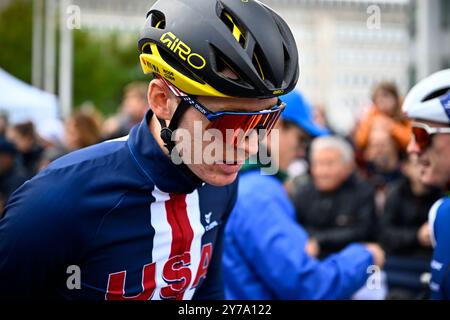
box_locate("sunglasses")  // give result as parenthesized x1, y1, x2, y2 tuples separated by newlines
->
(412, 122, 450, 152)
(158, 76, 285, 145)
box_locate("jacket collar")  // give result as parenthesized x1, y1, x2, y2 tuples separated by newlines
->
(127, 110, 202, 194)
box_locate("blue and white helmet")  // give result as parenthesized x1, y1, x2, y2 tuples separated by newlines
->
(403, 69, 450, 124)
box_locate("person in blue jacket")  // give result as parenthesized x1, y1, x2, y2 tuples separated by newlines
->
(223, 90, 386, 300)
(403, 69, 450, 300)
(0, 0, 301, 300)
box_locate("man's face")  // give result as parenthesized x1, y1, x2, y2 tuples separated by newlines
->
(175, 95, 278, 186)
(407, 120, 450, 187)
(6, 128, 32, 154)
(0, 153, 14, 174)
(364, 129, 399, 172)
(277, 124, 310, 172)
(311, 148, 353, 192)
(64, 118, 79, 150)
(374, 89, 397, 115)
(122, 91, 149, 123)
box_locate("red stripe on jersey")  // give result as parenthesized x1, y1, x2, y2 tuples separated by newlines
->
(105, 263, 156, 300)
(160, 193, 194, 300)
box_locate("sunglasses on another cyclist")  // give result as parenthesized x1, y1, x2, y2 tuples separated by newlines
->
(412, 122, 450, 152)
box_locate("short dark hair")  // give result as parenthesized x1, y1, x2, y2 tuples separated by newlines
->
(12, 121, 36, 139)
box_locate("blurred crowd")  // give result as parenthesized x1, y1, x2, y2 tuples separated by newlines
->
(0, 80, 441, 299)
(285, 81, 442, 299)
(0, 81, 148, 213)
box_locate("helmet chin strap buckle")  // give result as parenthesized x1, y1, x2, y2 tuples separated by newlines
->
(160, 127, 173, 143)
(158, 118, 175, 153)
(155, 100, 203, 185)
(157, 99, 191, 154)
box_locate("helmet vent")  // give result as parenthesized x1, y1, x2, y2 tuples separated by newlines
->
(220, 10, 246, 49)
(422, 87, 450, 102)
(211, 45, 242, 81)
(141, 43, 152, 54)
(282, 44, 291, 80)
(252, 45, 266, 81)
(148, 10, 166, 29)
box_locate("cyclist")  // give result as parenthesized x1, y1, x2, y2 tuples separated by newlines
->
(403, 69, 450, 300)
(0, 0, 299, 300)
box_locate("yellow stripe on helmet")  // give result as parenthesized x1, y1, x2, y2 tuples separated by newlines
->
(253, 53, 265, 80)
(223, 12, 245, 44)
(140, 43, 230, 97)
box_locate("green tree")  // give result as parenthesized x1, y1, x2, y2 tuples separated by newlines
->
(0, 0, 148, 116)
(0, 0, 33, 83)
(73, 30, 148, 115)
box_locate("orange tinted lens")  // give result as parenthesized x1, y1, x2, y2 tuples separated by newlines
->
(412, 126, 431, 151)
(206, 110, 281, 145)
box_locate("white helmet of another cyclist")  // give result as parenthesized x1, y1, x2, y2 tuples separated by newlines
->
(403, 69, 450, 124)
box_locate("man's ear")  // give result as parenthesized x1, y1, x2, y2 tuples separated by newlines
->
(147, 79, 177, 120)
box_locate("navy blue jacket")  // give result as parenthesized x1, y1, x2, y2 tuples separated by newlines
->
(0, 111, 237, 300)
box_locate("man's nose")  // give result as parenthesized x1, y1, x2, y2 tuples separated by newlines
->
(243, 130, 259, 156)
(407, 138, 420, 155)
(295, 147, 306, 159)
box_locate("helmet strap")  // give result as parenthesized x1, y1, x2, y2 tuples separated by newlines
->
(157, 98, 191, 154)
(156, 99, 203, 185)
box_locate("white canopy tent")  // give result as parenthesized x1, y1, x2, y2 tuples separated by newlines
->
(0, 68, 64, 145)
(0, 68, 60, 125)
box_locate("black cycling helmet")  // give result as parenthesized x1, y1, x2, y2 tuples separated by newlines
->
(138, 0, 299, 99)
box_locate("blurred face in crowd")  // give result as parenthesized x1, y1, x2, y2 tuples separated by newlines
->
(374, 88, 398, 116)
(64, 115, 100, 151)
(0, 116, 8, 136)
(122, 89, 149, 124)
(148, 77, 277, 187)
(277, 121, 311, 171)
(311, 147, 354, 192)
(364, 129, 399, 172)
(0, 153, 14, 175)
(6, 128, 33, 153)
(407, 121, 450, 187)
(401, 156, 422, 184)
(64, 118, 80, 151)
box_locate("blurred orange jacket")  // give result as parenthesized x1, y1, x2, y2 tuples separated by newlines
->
(354, 106, 412, 150)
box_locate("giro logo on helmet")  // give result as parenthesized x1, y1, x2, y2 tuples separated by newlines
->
(160, 32, 207, 70)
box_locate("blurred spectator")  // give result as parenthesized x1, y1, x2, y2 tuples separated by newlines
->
(7, 121, 44, 178)
(38, 147, 68, 172)
(292, 136, 375, 258)
(223, 90, 384, 300)
(35, 118, 65, 150)
(313, 104, 333, 134)
(361, 128, 404, 213)
(354, 82, 411, 151)
(79, 102, 105, 133)
(379, 158, 442, 299)
(0, 111, 9, 137)
(378, 155, 443, 298)
(0, 137, 27, 216)
(102, 81, 149, 139)
(64, 112, 101, 151)
(379, 155, 443, 256)
(282, 95, 330, 187)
